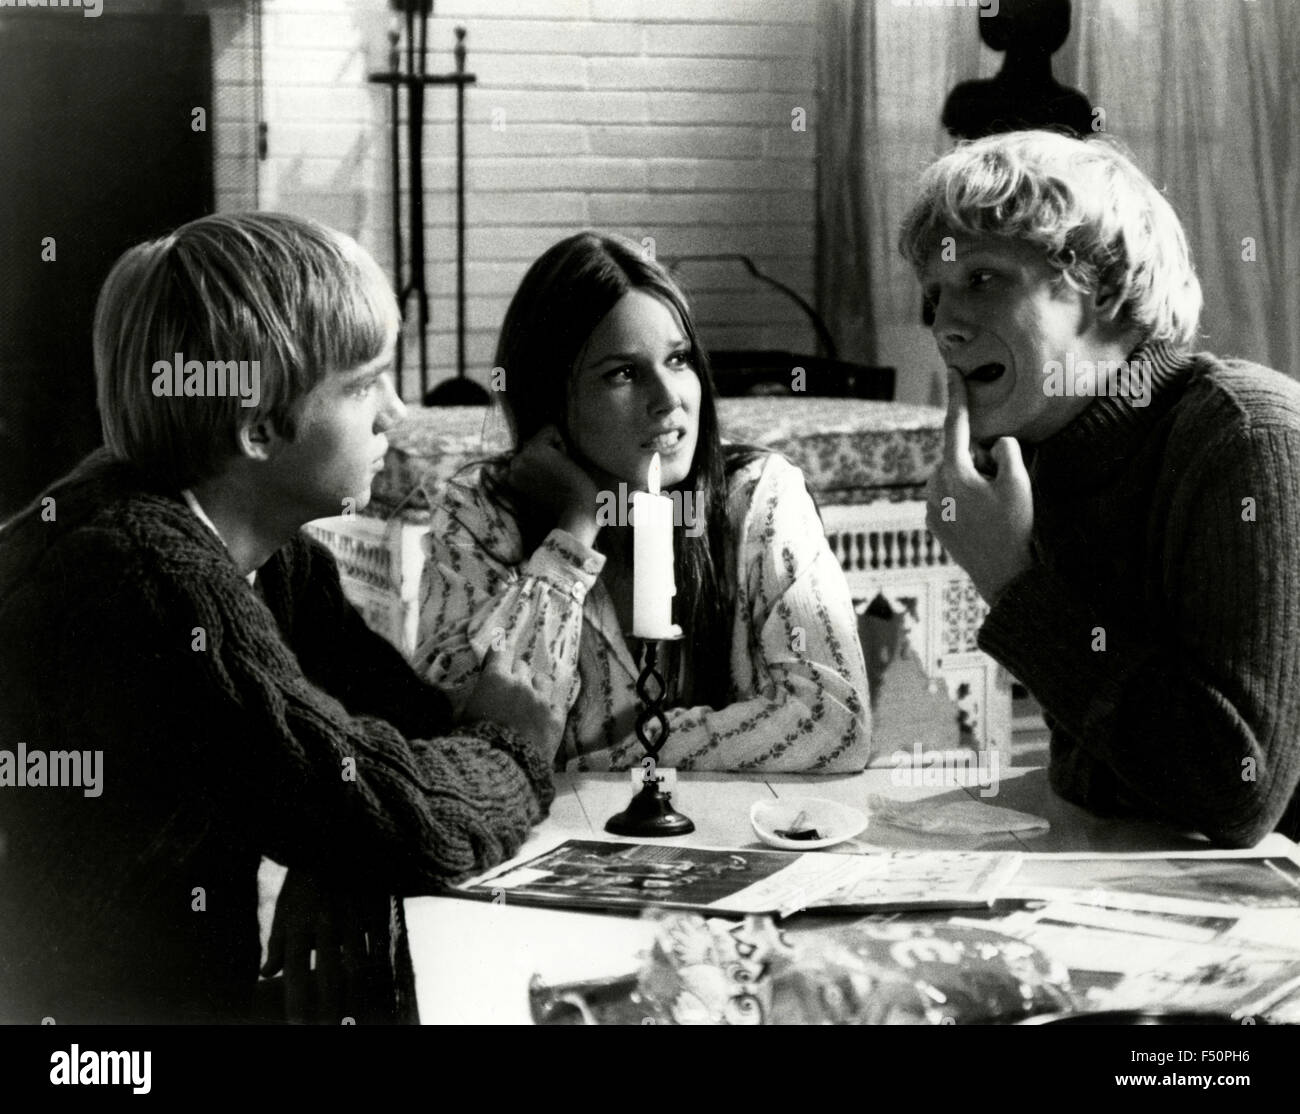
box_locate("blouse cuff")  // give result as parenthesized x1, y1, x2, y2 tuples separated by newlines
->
(523, 529, 606, 604)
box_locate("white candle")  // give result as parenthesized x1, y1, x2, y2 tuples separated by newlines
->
(632, 453, 681, 639)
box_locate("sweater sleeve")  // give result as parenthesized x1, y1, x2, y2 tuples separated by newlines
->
(156, 540, 555, 890)
(580, 456, 873, 773)
(272, 535, 454, 741)
(978, 423, 1300, 848)
(412, 479, 604, 731)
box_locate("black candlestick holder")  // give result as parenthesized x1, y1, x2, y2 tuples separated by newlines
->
(605, 639, 694, 837)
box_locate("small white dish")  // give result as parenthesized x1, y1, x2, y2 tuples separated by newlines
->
(749, 797, 869, 851)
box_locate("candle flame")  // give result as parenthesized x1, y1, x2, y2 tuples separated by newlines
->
(647, 452, 661, 496)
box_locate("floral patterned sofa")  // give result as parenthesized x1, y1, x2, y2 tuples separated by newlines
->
(306, 398, 1013, 765)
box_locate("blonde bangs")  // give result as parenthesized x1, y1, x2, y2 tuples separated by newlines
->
(899, 131, 1202, 348)
(94, 213, 399, 487)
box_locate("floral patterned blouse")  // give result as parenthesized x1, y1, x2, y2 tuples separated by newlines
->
(413, 453, 873, 772)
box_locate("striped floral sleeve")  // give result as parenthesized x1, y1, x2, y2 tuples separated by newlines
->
(586, 454, 874, 773)
(412, 473, 605, 723)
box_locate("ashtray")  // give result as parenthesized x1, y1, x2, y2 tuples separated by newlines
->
(749, 797, 868, 851)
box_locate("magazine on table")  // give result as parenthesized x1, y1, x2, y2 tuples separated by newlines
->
(452, 839, 1024, 918)
(961, 901, 1300, 1021)
(1002, 852, 1300, 917)
(796, 850, 1024, 915)
(941, 845, 1300, 1021)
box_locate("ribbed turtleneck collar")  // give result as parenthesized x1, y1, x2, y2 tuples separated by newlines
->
(1029, 340, 1196, 490)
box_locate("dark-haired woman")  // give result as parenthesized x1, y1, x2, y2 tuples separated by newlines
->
(414, 232, 872, 772)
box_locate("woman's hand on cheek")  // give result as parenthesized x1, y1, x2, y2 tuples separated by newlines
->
(506, 424, 604, 547)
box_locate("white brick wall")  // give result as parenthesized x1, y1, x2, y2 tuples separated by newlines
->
(213, 0, 822, 399)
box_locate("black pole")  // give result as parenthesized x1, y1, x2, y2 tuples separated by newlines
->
(455, 26, 467, 384)
(410, 5, 430, 398)
(372, 6, 488, 407)
(422, 26, 487, 406)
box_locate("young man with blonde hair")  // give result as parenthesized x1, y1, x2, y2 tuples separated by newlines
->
(902, 130, 1300, 848)
(0, 212, 559, 1022)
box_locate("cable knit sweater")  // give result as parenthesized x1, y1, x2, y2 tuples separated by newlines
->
(978, 343, 1300, 848)
(0, 450, 553, 1023)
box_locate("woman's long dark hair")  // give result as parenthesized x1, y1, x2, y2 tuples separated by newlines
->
(488, 231, 753, 709)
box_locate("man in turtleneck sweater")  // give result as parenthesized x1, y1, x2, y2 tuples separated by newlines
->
(899, 131, 1300, 848)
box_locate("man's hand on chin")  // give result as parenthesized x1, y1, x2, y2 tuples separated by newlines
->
(926, 370, 1035, 604)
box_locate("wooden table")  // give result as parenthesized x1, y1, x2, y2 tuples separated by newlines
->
(403, 768, 1300, 1024)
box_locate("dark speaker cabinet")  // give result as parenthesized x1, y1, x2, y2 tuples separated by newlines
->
(0, 11, 214, 516)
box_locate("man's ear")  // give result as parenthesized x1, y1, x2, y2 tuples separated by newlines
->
(238, 415, 279, 462)
(1086, 283, 1138, 346)
(1092, 281, 1124, 317)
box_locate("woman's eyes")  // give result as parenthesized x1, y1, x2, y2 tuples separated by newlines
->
(348, 376, 381, 397)
(968, 269, 996, 289)
(600, 351, 693, 384)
